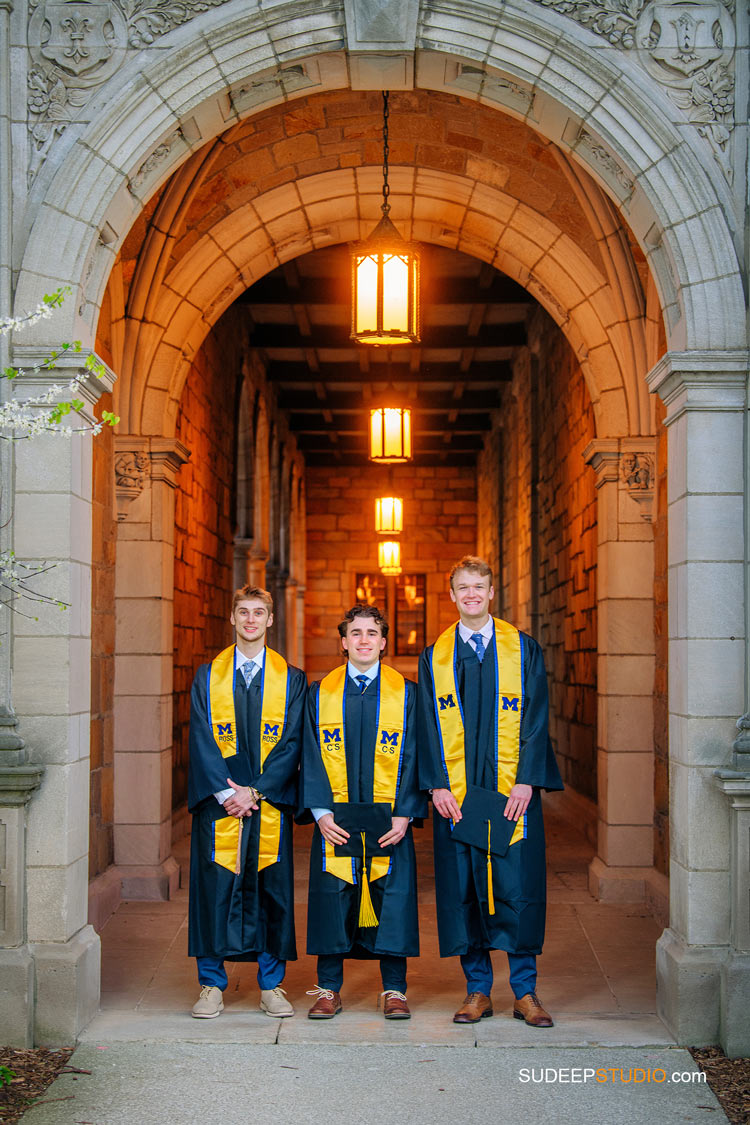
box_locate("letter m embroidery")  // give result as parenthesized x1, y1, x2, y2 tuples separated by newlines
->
(380, 730, 399, 746)
(217, 722, 233, 737)
(323, 728, 341, 743)
(438, 694, 456, 710)
(502, 696, 519, 711)
(263, 722, 279, 737)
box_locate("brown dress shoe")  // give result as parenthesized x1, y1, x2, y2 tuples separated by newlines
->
(513, 992, 554, 1027)
(306, 986, 342, 1019)
(382, 990, 411, 1019)
(453, 992, 493, 1023)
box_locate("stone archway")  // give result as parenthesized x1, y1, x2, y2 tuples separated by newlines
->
(5, 0, 746, 1051)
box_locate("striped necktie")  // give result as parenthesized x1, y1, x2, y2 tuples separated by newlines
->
(355, 674, 369, 694)
(470, 632, 486, 663)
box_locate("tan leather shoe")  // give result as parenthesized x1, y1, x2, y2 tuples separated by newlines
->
(306, 986, 342, 1019)
(453, 992, 493, 1023)
(259, 986, 294, 1017)
(381, 990, 411, 1019)
(513, 992, 554, 1027)
(191, 985, 224, 1019)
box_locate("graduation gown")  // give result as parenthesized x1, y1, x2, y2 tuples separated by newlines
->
(418, 629, 563, 957)
(187, 650, 306, 962)
(302, 671, 427, 959)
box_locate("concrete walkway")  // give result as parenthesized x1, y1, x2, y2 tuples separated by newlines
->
(19, 797, 727, 1123)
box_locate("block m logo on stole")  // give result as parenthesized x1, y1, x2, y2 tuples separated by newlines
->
(323, 728, 342, 745)
(262, 721, 280, 746)
(502, 696, 519, 711)
(216, 722, 233, 742)
(380, 730, 399, 752)
(438, 694, 456, 710)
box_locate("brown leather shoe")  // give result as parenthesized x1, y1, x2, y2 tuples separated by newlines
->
(306, 986, 342, 1019)
(382, 990, 411, 1019)
(453, 992, 493, 1023)
(513, 992, 554, 1027)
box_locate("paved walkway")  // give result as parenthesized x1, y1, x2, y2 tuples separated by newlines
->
(19, 796, 727, 1123)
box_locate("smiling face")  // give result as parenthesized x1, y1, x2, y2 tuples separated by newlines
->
(341, 617, 387, 672)
(231, 598, 273, 650)
(449, 568, 494, 627)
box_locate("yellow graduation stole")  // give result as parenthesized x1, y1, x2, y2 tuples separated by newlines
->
(208, 644, 289, 874)
(431, 618, 526, 851)
(316, 664, 406, 905)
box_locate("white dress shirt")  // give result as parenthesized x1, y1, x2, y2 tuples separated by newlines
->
(214, 646, 266, 806)
(458, 616, 494, 656)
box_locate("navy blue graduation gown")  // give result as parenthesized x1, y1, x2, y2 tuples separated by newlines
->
(187, 651, 306, 962)
(418, 629, 563, 956)
(302, 671, 426, 959)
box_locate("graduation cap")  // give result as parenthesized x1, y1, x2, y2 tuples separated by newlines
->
(332, 801, 393, 928)
(450, 785, 519, 915)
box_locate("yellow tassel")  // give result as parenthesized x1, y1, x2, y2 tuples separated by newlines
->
(487, 821, 495, 915)
(235, 816, 244, 876)
(358, 831, 379, 928)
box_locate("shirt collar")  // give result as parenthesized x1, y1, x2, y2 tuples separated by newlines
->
(347, 660, 380, 683)
(235, 645, 266, 670)
(457, 618, 494, 644)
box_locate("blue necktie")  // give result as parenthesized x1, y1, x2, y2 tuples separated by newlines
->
(356, 674, 369, 694)
(471, 633, 486, 663)
(241, 660, 258, 686)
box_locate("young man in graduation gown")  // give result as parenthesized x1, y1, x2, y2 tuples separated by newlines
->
(188, 584, 306, 1019)
(418, 556, 563, 1027)
(301, 604, 426, 1020)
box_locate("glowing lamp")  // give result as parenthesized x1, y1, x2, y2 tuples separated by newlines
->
(375, 496, 403, 534)
(378, 540, 402, 576)
(370, 407, 411, 463)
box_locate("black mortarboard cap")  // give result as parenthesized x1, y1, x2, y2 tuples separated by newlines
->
(450, 785, 518, 856)
(332, 801, 394, 857)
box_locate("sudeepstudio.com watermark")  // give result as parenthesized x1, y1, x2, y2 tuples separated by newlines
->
(519, 1067, 707, 1085)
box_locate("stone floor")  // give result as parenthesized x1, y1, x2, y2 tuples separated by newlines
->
(88, 793, 671, 1047)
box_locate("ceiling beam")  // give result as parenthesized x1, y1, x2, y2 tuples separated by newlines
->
(265, 360, 513, 384)
(250, 323, 526, 349)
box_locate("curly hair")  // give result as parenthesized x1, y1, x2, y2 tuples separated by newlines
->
(337, 603, 389, 640)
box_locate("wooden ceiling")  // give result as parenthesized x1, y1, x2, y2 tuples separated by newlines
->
(237, 245, 535, 467)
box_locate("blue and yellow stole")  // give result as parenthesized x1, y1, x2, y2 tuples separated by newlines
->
(207, 644, 289, 874)
(430, 618, 526, 848)
(316, 663, 406, 886)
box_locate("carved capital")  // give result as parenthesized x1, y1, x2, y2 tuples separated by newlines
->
(0, 764, 44, 808)
(646, 350, 748, 425)
(114, 436, 189, 521)
(583, 437, 657, 520)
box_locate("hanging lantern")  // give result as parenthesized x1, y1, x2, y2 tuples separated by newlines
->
(378, 540, 402, 576)
(375, 496, 403, 534)
(351, 92, 420, 346)
(370, 406, 411, 463)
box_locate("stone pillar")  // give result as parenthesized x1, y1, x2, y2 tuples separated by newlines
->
(9, 350, 114, 1043)
(0, 713, 43, 1046)
(713, 765, 750, 1058)
(113, 436, 189, 900)
(285, 578, 299, 665)
(584, 438, 657, 903)
(647, 351, 746, 1045)
(233, 538, 268, 590)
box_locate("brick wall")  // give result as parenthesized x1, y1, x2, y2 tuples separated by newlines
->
(305, 464, 477, 681)
(172, 331, 238, 810)
(477, 311, 597, 801)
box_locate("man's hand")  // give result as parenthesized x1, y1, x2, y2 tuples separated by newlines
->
(432, 787, 462, 821)
(318, 813, 350, 846)
(378, 816, 410, 848)
(504, 783, 532, 821)
(223, 777, 260, 817)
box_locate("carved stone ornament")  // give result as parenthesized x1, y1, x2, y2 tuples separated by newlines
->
(532, 0, 736, 179)
(620, 450, 655, 519)
(114, 448, 150, 520)
(26, 0, 233, 184)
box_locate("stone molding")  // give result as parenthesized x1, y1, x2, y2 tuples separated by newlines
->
(0, 764, 44, 809)
(10, 346, 117, 424)
(114, 435, 189, 521)
(646, 350, 748, 426)
(584, 437, 656, 519)
(714, 771, 750, 953)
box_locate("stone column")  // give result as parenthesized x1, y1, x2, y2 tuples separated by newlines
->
(113, 436, 188, 900)
(0, 713, 43, 1046)
(584, 438, 658, 904)
(9, 349, 114, 1043)
(713, 764, 750, 1058)
(648, 351, 746, 1045)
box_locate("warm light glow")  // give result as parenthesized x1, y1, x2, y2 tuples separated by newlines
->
(370, 407, 412, 463)
(351, 217, 420, 346)
(375, 496, 403, 534)
(378, 540, 402, 575)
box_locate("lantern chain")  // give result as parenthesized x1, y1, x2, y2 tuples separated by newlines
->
(381, 90, 390, 216)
